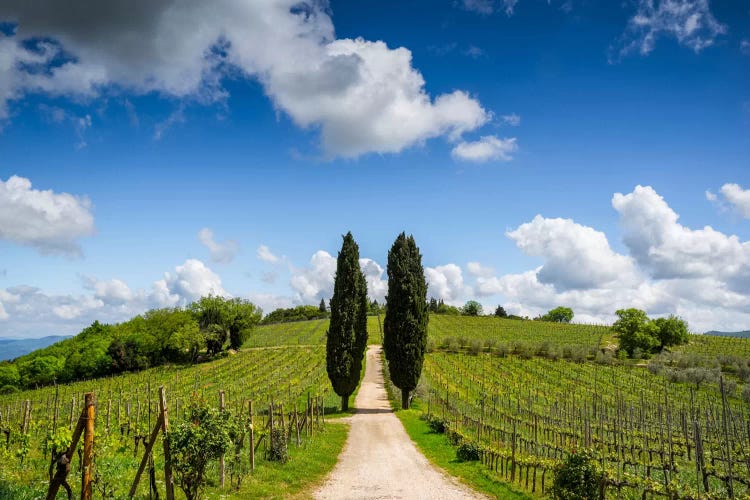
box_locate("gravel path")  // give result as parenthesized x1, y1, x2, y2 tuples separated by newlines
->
(314, 345, 484, 500)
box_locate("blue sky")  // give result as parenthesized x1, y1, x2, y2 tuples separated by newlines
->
(0, 0, 749, 337)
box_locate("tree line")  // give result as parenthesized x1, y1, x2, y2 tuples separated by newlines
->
(0, 296, 261, 392)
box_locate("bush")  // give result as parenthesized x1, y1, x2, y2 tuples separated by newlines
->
(426, 415, 447, 434)
(447, 429, 463, 446)
(169, 403, 240, 500)
(440, 336, 455, 348)
(268, 427, 288, 463)
(484, 339, 497, 352)
(551, 450, 603, 500)
(456, 441, 481, 461)
(468, 340, 483, 355)
(426, 339, 436, 353)
(0, 385, 19, 394)
(447, 339, 460, 354)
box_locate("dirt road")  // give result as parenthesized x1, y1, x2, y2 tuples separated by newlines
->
(314, 345, 484, 500)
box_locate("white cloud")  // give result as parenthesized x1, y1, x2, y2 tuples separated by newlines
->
(360, 258, 387, 303)
(467, 261, 494, 278)
(257, 244, 280, 264)
(198, 227, 238, 263)
(153, 259, 228, 306)
(467, 185, 750, 332)
(612, 185, 749, 283)
(613, 0, 727, 59)
(452, 135, 517, 162)
(741, 39, 750, 55)
(0, 175, 95, 255)
(290, 250, 337, 302)
(506, 215, 637, 290)
(153, 106, 185, 141)
(718, 183, 750, 219)
(705, 190, 717, 202)
(425, 264, 465, 302)
(0, 302, 7, 320)
(0, 1, 490, 158)
(501, 113, 521, 126)
(85, 277, 134, 305)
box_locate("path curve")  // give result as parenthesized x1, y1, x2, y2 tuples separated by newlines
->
(314, 345, 485, 500)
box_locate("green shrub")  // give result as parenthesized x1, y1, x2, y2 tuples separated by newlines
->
(426, 415, 447, 434)
(551, 450, 603, 500)
(456, 441, 481, 461)
(268, 427, 288, 463)
(169, 402, 240, 500)
(468, 340, 483, 355)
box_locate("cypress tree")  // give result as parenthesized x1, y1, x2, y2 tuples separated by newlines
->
(326, 232, 368, 411)
(383, 232, 428, 409)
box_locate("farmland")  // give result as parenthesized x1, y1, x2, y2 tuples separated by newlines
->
(0, 342, 355, 499)
(2, 315, 749, 499)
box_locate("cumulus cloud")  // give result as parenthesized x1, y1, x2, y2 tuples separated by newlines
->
(506, 215, 637, 290)
(718, 183, 750, 219)
(613, 0, 727, 59)
(425, 264, 465, 302)
(84, 277, 134, 305)
(452, 135, 517, 162)
(153, 259, 228, 306)
(257, 245, 280, 264)
(198, 227, 239, 263)
(360, 258, 387, 303)
(290, 250, 337, 302)
(612, 185, 749, 283)
(467, 261, 494, 278)
(0, 175, 95, 255)
(0, 1, 490, 158)
(466, 185, 750, 332)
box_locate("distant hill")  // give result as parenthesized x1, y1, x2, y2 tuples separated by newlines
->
(0, 336, 71, 361)
(705, 330, 750, 338)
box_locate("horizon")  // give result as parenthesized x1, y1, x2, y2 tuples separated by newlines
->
(1, 0, 749, 339)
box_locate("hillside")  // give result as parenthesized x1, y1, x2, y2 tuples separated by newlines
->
(706, 330, 750, 338)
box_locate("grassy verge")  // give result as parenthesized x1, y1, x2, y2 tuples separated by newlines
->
(382, 358, 532, 499)
(204, 420, 349, 499)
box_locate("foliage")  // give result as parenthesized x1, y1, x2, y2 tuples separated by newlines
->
(652, 315, 689, 350)
(268, 428, 289, 463)
(456, 441, 481, 461)
(614, 309, 689, 358)
(384, 232, 429, 410)
(551, 450, 603, 500)
(494, 305, 508, 318)
(537, 306, 574, 323)
(169, 402, 240, 500)
(326, 232, 369, 411)
(262, 305, 328, 324)
(0, 364, 20, 389)
(462, 301, 483, 317)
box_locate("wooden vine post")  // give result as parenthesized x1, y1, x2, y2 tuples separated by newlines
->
(45, 391, 95, 500)
(128, 386, 173, 500)
(219, 391, 225, 488)
(159, 386, 175, 500)
(248, 400, 255, 472)
(82, 393, 95, 500)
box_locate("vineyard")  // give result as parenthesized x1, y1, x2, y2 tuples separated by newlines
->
(414, 346, 750, 499)
(0, 344, 351, 499)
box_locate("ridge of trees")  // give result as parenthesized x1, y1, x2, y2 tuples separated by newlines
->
(0, 295, 260, 392)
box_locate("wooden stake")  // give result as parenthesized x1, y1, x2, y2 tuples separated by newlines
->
(82, 393, 95, 500)
(248, 400, 255, 472)
(128, 414, 164, 498)
(219, 391, 225, 488)
(159, 387, 174, 500)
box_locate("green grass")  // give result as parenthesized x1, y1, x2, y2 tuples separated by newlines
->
(381, 355, 531, 499)
(203, 421, 349, 499)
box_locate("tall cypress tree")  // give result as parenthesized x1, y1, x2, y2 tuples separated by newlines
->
(383, 232, 428, 409)
(326, 232, 368, 411)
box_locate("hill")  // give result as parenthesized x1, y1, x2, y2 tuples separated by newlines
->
(706, 330, 750, 338)
(0, 336, 70, 361)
